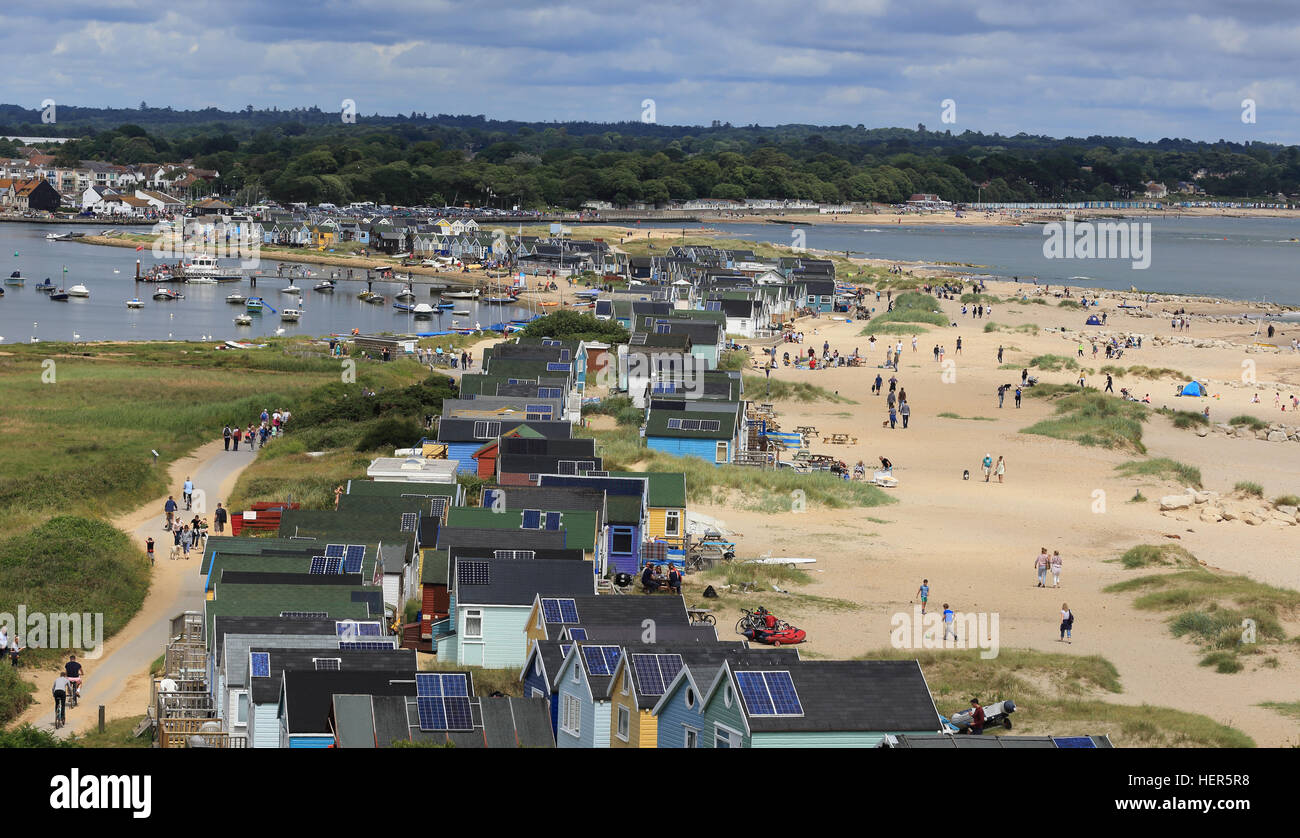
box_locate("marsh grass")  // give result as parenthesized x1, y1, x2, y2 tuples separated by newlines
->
(1021, 389, 1148, 452)
(1115, 458, 1203, 488)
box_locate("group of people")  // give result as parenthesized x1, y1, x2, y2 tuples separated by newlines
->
(640, 562, 683, 594)
(162, 490, 210, 559)
(223, 407, 290, 452)
(1033, 548, 1065, 588)
(980, 453, 1006, 483)
(1251, 390, 1300, 412)
(961, 302, 993, 319)
(414, 346, 475, 370)
(871, 371, 912, 429)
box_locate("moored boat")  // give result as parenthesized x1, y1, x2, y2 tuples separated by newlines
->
(280, 308, 302, 322)
(234, 314, 253, 326)
(67, 284, 90, 298)
(36, 278, 56, 292)
(153, 288, 183, 301)
(441, 288, 480, 299)
(226, 292, 247, 304)
(412, 303, 435, 318)
(314, 281, 335, 293)
(126, 298, 144, 309)
(5, 271, 23, 286)
(246, 297, 265, 312)
(394, 287, 416, 301)
(281, 284, 302, 294)
(49, 290, 69, 301)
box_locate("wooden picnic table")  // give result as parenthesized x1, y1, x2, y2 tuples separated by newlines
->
(793, 425, 819, 436)
(822, 433, 858, 445)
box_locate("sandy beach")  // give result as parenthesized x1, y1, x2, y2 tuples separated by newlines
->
(672, 276, 1299, 745)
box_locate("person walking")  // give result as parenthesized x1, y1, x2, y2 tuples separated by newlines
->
(889, 405, 898, 429)
(214, 503, 227, 535)
(223, 425, 232, 451)
(1105, 374, 1114, 393)
(900, 401, 911, 428)
(232, 425, 242, 451)
(915, 579, 930, 615)
(1035, 548, 1049, 587)
(968, 699, 985, 735)
(1051, 551, 1063, 587)
(1014, 386, 1022, 408)
(955, 336, 962, 354)
(873, 373, 882, 395)
(995, 455, 1005, 483)
(1059, 603, 1074, 643)
(1021, 368, 1028, 386)
(982, 453, 993, 482)
(146, 537, 155, 567)
(942, 604, 956, 641)
(997, 345, 1004, 363)
(180, 525, 193, 558)
(997, 384, 1006, 408)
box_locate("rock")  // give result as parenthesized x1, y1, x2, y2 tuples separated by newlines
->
(1267, 430, 1287, 442)
(1160, 495, 1193, 510)
(1270, 511, 1296, 525)
(1241, 511, 1262, 526)
(1196, 427, 1209, 437)
(1255, 429, 1270, 440)
(1235, 427, 1254, 439)
(1199, 507, 1223, 523)
(1277, 505, 1298, 517)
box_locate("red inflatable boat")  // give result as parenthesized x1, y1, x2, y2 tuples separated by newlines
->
(743, 626, 807, 646)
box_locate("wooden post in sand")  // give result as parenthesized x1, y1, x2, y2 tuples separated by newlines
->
(98, 705, 105, 733)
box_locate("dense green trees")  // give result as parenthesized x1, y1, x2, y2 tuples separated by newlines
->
(5, 105, 1299, 207)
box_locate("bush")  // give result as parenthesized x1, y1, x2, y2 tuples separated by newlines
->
(1273, 495, 1300, 508)
(1228, 414, 1268, 431)
(1115, 458, 1203, 488)
(520, 310, 629, 344)
(355, 417, 424, 452)
(1021, 390, 1148, 452)
(1028, 354, 1080, 372)
(1234, 481, 1264, 497)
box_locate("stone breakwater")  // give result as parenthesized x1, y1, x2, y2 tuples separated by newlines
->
(1160, 488, 1299, 528)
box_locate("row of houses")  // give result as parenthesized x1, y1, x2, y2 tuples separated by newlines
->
(0, 154, 218, 200)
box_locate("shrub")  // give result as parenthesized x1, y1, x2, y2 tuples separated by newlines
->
(1234, 481, 1264, 497)
(1228, 414, 1268, 431)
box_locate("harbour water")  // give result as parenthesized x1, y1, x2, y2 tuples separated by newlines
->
(623, 215, 1300, 307)
(0, 223, 537, 343)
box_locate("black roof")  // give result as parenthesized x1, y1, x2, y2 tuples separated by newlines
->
(536, 594, 691, 637)
(449, 545, 586, 563)
(718, 298, 759, 317)
(437, 526, 567, 553)
(250, 647, 415, 703)
(499, 437, 598, 458)
(437, 418, 572, 443)
(283, 670, 415, 734)
(486, 485, 606, 515)
(498, 453, 604, 477)
(735, 660, 942, 734)
(454, 558, 594, 605)
(220, 570, 363, 587)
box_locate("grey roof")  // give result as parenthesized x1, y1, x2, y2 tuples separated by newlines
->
(535, 594, 692, 639)
(454, 558, 594, 606)
(487, 486, 606, 515)
(437, 418, 572, 443)
(735, 660, 943, 734)
(225, 633, 343, 690)
(437, 526, 567, 554)
(212, 616, 337, 659)
(283, 670, 415, 734)
(333, 694, 378, 748)
(481, 697, 555, 748)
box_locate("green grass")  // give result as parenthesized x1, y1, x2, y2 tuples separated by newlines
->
(1156, 407, 1209, 429)
(1229, 414, 1269, 431)
(859, 321, 932, 335)
(1103, 365, 1187, 380)
(960, 292, 1002, 304)
(859, 291, 948, 335)
(418, 659, 522, 697)
(983, 322, 1038, 334)
(1259, 701, 1300, 722)
(1021, 389, 1148, 452)
(852, 647, 1250, 746)
(581, 395, 643, 426)
(1234, 481, 1264, 497)
(1272, 495, 1300, 508)
(1057, 299, 1084, 309)
(1117, 544, 1200, 569)
(69, 715, 153, 748)
(1115, 458, 1203, 488)
(742, 376, 855, 404)
(717, 349, 750, 372)
(702, 562, 813, 589)
(1027, 353, 1080, 372)
(937, 412, 997, 421)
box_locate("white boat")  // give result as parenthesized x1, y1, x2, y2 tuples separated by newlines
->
(281, 284, 301, 294)
(67, 284, 90, 297)
(186, 277, 218, 285)
(154, 288, 183, 301)
(226, 292, 246, 304)
(314, 281, 335, 293)
(45, 232, 65, 240)
(412, 303, 435, 318)
(394, 288, 416, 301)
(441, 288, 481, 300)
(280, 308, 302, 322)
(234, 314, 253, 326)
(125, 298, 144, 309)
(181, 255, 242, 281)
(453, 309, 470, 316)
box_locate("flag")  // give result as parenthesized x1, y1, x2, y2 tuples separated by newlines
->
(136, 245, 146, 251)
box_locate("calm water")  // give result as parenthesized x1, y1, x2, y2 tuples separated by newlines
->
(615, 215, 1300, 307)
(0, 223, 537, 343)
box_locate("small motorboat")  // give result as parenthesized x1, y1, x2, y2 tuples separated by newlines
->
(49, 289, 69, 301)
(126, 298, 144, 309)
(394, 287, 416, 301)
(393, 302, 414, 312)
(226, 292, 247, 304)
(441, 288, 480, 300)
(362, 294, 385, 305)
(945, 700, 1017, 733)
(484, 296, 516, 304)
(741, 625, 807, 647)
(314, 281, 335, 293)
(186, 277, 218, 285)
(539, 301, 558, 307)
(436, 302, 455, 310)
(453, 309, 470, 316)
(5, 271, 23, 286)
(67, 284, 90, 298)
(280, 308, 303, 322)
(153, 288, 183, 301)
(412, 303, 435, 318)
(246, 297, 265, 312)
(281, 284, 302, 294)
(234, 314, 253, 326)
(36, 278, 56, 292)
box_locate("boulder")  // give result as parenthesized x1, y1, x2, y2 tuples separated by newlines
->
(1160, 495, 1193, 511)
(1267, 430, 1288, 442)
(1270, 511, 1297, 525)
(1241, 511, 1262, 526)
(1277, 505, 1298, 517)
(1199, 507, 1224, 523)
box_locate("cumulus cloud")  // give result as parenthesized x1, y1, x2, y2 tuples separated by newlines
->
(0, 0, 1296, 141)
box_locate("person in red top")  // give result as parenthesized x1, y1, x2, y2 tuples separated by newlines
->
(969, 699, 985, 735)
(232, 425, 242, 451)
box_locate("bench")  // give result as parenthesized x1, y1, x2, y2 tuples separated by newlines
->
(822, 433, 858, 445)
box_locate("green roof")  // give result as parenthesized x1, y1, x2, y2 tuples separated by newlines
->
(204, 551, 381, 593)
(205, 584, 372, 642)
(644, 408, 737, 440)
(421, 547, 449, 585)
(605, 494, 644, 524)
(344, 479, 459, 498)
(444, 508, 598, 552)
(607, 471, 686, 508)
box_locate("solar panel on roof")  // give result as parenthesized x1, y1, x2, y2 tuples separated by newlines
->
(567, 627, 587, 642)
(416, 673, 442, 696)
(345, 545, 366, 562)
(338, 641, 394, 650)
(558, 599, 578, 623)
(400, 512, 418, 532)
(324, 557, 342, 574)
(582, 646, 615, 676)
(250, 652, 270, 678)
(342, 555, 363, 574)
(440, 674, 468, 697)
(458, 560, 489, 586)
(309, 556, 327, 574)
(560, 644, 572, 658)
(443, 696, 473, 729)
(280, 611, 328, 619)
(325, 544, 346, 558)
(314, 658, 340, 671)
(699, 419, 721, 432)
(417, 695, 446, 730)
(541, 598, 563, 624)
(735, 671, 803, 717)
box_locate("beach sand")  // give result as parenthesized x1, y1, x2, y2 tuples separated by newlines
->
(676, 277, 1300, 745)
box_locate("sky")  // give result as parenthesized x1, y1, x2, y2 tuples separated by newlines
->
(2, 0, 1298, 143)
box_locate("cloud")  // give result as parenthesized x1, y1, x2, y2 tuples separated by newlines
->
(1, 0, 1298, 141)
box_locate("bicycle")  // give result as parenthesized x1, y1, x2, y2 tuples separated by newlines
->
(53, 692, 66, 729)
(735, 607, 771, 635)
(67, 679, 80, 709)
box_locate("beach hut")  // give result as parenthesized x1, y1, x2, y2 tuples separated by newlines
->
(1085, 314, 1103, 326)
(1180, 381, 1206, 397)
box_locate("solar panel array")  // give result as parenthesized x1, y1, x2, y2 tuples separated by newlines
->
(566, 628, 587, 642)
(631, 653, 684, 696)
(415, 673, 474, 731)
(458, 560, 490, 586)
(493, 549, 534, 560)
(540, 598, 579, 625)
(324, 557, 342, 574)
(735, 671, 804, 717)
(338, 641, 394, 650)
(250, 652, 270, 678)
(280, 611, 328, 619)
(314, 658, 340, 671)
(309, 556, 328, 574)
(545, 362, 571, 372)
(335, 620, 384, 637)
(400, 512, 418, 532)
(581, 645, 621, 676)
(666, 418, 722, 432)
(325, 544, 346, 558)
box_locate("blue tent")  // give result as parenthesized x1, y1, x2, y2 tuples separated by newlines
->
(1085, 315, 1103, 325)
(1180, 381, 1205, 396)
